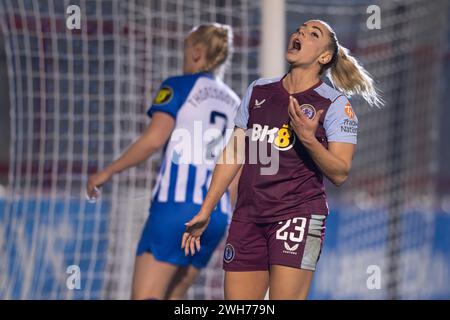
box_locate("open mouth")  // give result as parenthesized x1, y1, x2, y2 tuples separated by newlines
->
(291, 39, 301, 52)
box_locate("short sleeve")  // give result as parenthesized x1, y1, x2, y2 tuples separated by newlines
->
(147, 77, 184, 119)
(323, 95, 358, 144)
(233, 80, 256, 129)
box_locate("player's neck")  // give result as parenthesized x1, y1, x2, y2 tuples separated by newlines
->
(283, 67, 320, 95)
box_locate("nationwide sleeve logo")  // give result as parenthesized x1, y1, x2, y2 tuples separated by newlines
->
(299, 104, 316, 120)
(344, 102, 355, 119)
(153, 86, 174, 105)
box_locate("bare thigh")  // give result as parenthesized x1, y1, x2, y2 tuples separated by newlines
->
(269, 265, 314, 300)
(131, 252, 179, 300)
(165, 265, 201, 300)
(224, 271, 269, 300)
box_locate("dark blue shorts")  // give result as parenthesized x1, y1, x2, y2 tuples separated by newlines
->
(137, 201, 228, 269)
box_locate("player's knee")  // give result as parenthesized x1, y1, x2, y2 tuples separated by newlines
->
(132, 291, 163, 300)
(135, 296, 160, 300)
(166, 274, 197, 299)
(167, 289, 186, 300)
(268, 285, 310, 300)
(166, 282, 188, 300)
(131, 286, 165, 300)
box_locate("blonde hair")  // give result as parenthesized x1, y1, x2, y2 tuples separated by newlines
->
(320, 24, 383, 107)
(189, 23, 233, 78)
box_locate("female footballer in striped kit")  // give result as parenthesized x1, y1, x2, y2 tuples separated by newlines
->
(182, 19, 381, 300)
(87, 23, 240, 299)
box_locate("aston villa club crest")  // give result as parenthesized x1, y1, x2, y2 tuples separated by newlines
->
(223, 243, 235, 263)
(299, 104, 316, 120)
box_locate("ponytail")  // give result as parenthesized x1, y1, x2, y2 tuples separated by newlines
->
(329, 45, 383, 107)
(319, 21, 383, 107)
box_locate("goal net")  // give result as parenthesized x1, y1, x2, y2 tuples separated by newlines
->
(1, 0, 449, 300)
(0, 0, 259, 299)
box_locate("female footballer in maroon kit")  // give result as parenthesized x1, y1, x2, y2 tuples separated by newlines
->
(182, 19, 382, 300)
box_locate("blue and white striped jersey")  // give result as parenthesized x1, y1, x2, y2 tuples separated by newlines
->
(147, 72, 240, 214)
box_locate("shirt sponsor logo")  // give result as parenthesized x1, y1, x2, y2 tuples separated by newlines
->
(251, 123, 296, 151)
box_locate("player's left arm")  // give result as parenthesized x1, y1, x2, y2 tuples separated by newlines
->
(288, 95, 357, 186)
(302, 141, 355, 186)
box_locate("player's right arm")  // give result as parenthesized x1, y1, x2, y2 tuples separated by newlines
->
(181, 127, 245, 256)
(86, 112, 175, 198)
(181, 81, 257, 255)
(181, 81, 256, 255)
(181, 80, 256, 256)
(228, 165, 243, 210)
(87, 76, 185, 198)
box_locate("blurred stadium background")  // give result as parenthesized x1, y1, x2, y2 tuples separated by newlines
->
(0, 0, 449, 299)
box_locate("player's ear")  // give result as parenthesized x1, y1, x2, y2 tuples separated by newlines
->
(192, 43, 205, 62)
(318, 50, 332, 66)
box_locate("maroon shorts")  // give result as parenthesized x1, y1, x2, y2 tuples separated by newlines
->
(222, 214, 326, 272)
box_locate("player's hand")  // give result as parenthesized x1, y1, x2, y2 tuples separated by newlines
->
(181, 212, 211, 256)
(86, 169, 112, 199)
(288, 95, 324, 144)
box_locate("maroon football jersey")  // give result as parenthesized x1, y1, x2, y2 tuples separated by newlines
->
(232, 75, 358, 223)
